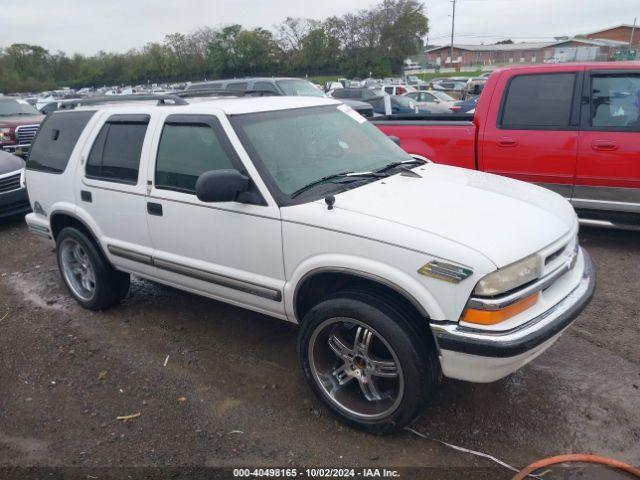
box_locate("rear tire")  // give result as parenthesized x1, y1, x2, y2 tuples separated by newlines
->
(298, 290, 440, 434)
(56, 227, 130, 310)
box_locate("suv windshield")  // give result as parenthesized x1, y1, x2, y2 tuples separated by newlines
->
(276, 79, 324, 97)
(0, 99, 40, 116)
(232, 105, 412, 199)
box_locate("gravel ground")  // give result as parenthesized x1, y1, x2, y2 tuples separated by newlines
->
(0, 219, 638, 479)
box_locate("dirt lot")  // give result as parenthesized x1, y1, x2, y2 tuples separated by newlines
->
(0, 218, 639, 479)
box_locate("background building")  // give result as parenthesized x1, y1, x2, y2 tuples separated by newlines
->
(423, 24, 638, 68)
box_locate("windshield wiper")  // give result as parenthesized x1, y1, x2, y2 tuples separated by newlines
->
(374, 158, 426, 174)
(290, 171, 383, 199)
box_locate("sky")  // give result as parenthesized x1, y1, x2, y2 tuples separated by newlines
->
(2, 0, 639, 55)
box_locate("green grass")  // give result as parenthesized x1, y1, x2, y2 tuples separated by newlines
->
(307, 75, 344, 85)
(308, 71, 484, 84)
(415, 70, 483, 82)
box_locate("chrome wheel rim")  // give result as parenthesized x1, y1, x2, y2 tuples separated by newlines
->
(308, 317, 404, 420)
(60, 239, 96, 302)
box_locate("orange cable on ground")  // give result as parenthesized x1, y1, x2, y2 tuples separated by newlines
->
(512, 454, 640, 480)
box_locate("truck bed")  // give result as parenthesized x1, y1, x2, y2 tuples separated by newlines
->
(371, 114, 477, 170)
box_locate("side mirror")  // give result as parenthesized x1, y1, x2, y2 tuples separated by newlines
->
(195, 169, 249, 203)
(388, 135, 401, 146)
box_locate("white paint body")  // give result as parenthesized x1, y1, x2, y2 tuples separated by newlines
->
(25, 96, 587, 383)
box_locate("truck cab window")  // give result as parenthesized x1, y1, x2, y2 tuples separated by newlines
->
(501, 73, 575, 129)
(590, 74, 640, 129)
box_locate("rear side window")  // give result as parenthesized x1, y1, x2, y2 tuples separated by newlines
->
(86, 115, 149, 184)
(501, 73, 576, 129)
(26, 111, 95, 174)
(155, 122, 236, 194)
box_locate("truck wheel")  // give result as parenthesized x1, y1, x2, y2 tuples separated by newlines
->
(56, 227, 130, 310)
(298, 291, 439, 434)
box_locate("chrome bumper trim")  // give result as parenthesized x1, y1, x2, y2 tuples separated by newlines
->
(431, 248, 595, 358)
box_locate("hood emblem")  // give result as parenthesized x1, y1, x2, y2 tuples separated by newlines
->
(418, 261, 473, 283)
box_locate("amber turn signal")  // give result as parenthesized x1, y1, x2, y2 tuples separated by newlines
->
(462, 292, 540, 325)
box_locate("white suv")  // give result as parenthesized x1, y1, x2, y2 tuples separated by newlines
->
(24, 95, 595, 433)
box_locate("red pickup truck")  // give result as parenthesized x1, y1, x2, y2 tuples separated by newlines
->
(373, 62, 640, 230)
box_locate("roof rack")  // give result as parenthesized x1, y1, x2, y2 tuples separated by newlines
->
(174, 88, 281, 99)
(58, 94, 188, 109)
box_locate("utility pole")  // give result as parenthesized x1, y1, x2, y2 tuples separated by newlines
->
(630, 17, 637, 48)
(450, 0, 457, 67)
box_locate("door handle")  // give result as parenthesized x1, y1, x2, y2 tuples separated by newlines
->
(147, 202, 163, 216)
(591, 140, 618, 151)
(497, 137, 518, 147)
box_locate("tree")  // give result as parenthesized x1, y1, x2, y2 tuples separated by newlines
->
(0, 0, 430, 93)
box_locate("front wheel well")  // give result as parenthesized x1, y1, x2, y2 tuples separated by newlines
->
(294, 270, 430, 325)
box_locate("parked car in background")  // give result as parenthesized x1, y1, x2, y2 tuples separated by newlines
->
(25, 95, 594, 434)
(431, 80, 467, 94)
(186, 78, 374, 118)
(404, 91, 456, 113)
(371, 95, 426, 115)
(0, 97, 45, 158)
(382, 85, 414, 96)
(374, 62, 640, 231)
(0, 150, 30, 220)
(463, 77, 487, 99)
(449, 95, 479, 113)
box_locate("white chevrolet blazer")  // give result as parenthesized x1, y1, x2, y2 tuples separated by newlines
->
(24, 95, 595, 433)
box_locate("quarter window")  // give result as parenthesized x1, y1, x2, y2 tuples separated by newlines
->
(155, 123, 236, 193)
(27, 111, 95, 174)
(86, 116, 148, 183)
(590, 74, 640, 129)
(501, 73, 575, 128)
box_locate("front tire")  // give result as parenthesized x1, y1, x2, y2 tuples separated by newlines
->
(298, 291, 440, 434)
(56, 227, 130, 310)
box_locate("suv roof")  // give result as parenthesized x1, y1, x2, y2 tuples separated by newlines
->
(70, 95, 339, 116)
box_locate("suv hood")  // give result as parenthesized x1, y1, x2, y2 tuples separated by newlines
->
(295, 164, 576, 268)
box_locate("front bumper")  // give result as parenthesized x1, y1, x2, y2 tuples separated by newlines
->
(430, 248, 596, 382)
(0, 186, 31, 219)
(1, 144, 30, 159)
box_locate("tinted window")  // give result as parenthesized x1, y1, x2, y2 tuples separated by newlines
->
(155, 123, 236, 193)
(332, 89, 359, 99)
(276, 79, 324, 97)
(501, 73, 575, 128)
(189, 82, 222, 92)
(253, 81, 279, 94)
(226, 82, 248, 92)
(86, 117, 148, 183)
(590, 74, 640, 129)
(27, 111, 95, 174)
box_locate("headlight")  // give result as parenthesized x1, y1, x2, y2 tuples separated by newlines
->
(0, 127, 14, 144)
(473, 254, 542, 297)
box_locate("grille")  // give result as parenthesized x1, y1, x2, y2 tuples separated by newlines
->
(15, 124, 40, 145)
(545, 246, 565, 265)
(0, 173, 21, 193)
